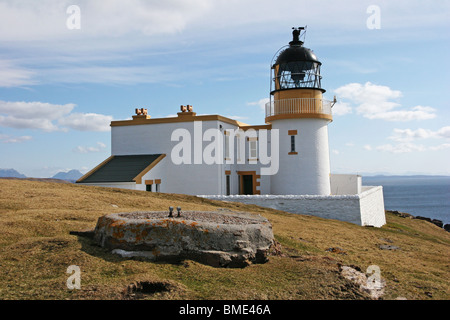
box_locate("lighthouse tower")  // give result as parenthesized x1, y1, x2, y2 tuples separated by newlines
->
(267, 27, 333, 195)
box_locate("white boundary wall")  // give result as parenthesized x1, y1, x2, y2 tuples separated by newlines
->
(200, 185, 386, 227)
(330, 174, 362, 195)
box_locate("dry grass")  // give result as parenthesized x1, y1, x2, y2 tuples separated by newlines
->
(0, 178, 449, 300)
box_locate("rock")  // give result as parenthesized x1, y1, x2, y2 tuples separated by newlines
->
(444, 224, 450, 232)
(326, 247, 347, 255)
(379, 244, 400, 250)
(340, 265, 385, 300)
(414, 216, 444, 228)
(268, 240, 285, 257)
(431, 219, 443, 228)
(415, 216, 432, 222)
(390, 210, 413, 218)
(93, 210, 274, 268)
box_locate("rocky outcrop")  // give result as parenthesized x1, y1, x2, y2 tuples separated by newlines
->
(414, 216, 444, 228)
(93, 211, 274, 268)
(389, 211, 447, 231)
(340, 265, 385, 299)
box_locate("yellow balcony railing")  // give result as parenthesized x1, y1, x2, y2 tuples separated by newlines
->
(265, 98, 333, 119)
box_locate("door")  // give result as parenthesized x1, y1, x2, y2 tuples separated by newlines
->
(242, 175, 253, 195)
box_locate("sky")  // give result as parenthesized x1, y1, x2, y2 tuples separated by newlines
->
(0, 0, 449, 177)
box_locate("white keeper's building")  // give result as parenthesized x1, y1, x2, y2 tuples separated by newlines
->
(77, 28, 386, 227)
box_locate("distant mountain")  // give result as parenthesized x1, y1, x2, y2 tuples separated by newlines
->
(0, 169, 27, 178)
(52, 170, 83, 181)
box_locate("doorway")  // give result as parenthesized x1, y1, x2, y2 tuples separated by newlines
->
(237, 171, 259, 195)
(242, 175, 253, 195)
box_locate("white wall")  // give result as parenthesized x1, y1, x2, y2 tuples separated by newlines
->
(270, 118, 331, 195)
(111, 118, 277, 196)
(360, 186, 386, 227)
(79, 182, 137, 190)
(111, 119, 240, 196)
(202, 186, 386, 228)
(330, 174, 362, 195)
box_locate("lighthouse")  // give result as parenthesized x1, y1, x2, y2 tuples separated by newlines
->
(77, 26, 386, 227)
(266, 27, 334, 195)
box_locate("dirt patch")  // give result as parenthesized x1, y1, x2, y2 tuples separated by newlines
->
(122, 280, 184, 300)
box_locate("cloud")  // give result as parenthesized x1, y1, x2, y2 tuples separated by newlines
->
(334, 82, 436, 121)
(247, 98, 270, 111)
(58, 113, 113, 132)
(41, 65, 180, 86)
(376, 142, 450, 153)
(0, 100, 112, 132)
(1, 1, 448, 89)
(376, 143, 426, 154)
(332, 102, 352, 116)
(366, 106, 437, 122)
(0, 134, 32, 144)
(0, 100, 74, 131)
(363, 145, 372, 151)
(389, 126, 450, 142)
(429, 143, 450, 151)
(375, 126, 450, 153)
(74, 142, 107, 153)
(0, 60, 36, 87)
(0, 0, 448, 43)
(0, 0, 212, 41)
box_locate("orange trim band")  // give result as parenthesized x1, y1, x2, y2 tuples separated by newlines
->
(111, 114, 249, 128)
(266, 113, 332, 123)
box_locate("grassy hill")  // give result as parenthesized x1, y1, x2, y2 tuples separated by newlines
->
(0, 178, 448, 300)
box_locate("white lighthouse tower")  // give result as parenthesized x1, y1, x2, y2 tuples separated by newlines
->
(267, 27, 334, 195)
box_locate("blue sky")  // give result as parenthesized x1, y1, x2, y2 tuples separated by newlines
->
(0, 0, 449, 177)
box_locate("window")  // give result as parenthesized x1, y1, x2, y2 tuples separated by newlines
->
(249, 140, 257, 159)
(288, 130, 298, 155)
(236, 135, 241, 162)
(224, 133, 230, 160)
(226, 175, 231, 196)
(155, 179, 161, 193)
(145, 179, 161, 192)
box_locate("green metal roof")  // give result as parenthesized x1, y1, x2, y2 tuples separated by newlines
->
(78, 154, 164, 183)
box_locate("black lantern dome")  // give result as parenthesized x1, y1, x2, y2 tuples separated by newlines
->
(271, 27, 324, 93)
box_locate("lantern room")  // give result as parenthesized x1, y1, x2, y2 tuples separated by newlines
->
(266, 27, 333, 123)
(271, 27, 324, 93)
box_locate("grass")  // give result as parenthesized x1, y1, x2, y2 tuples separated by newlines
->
(0, 178, 449, 300)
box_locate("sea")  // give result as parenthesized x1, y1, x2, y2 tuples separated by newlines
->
(362, 175, 450, 225)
